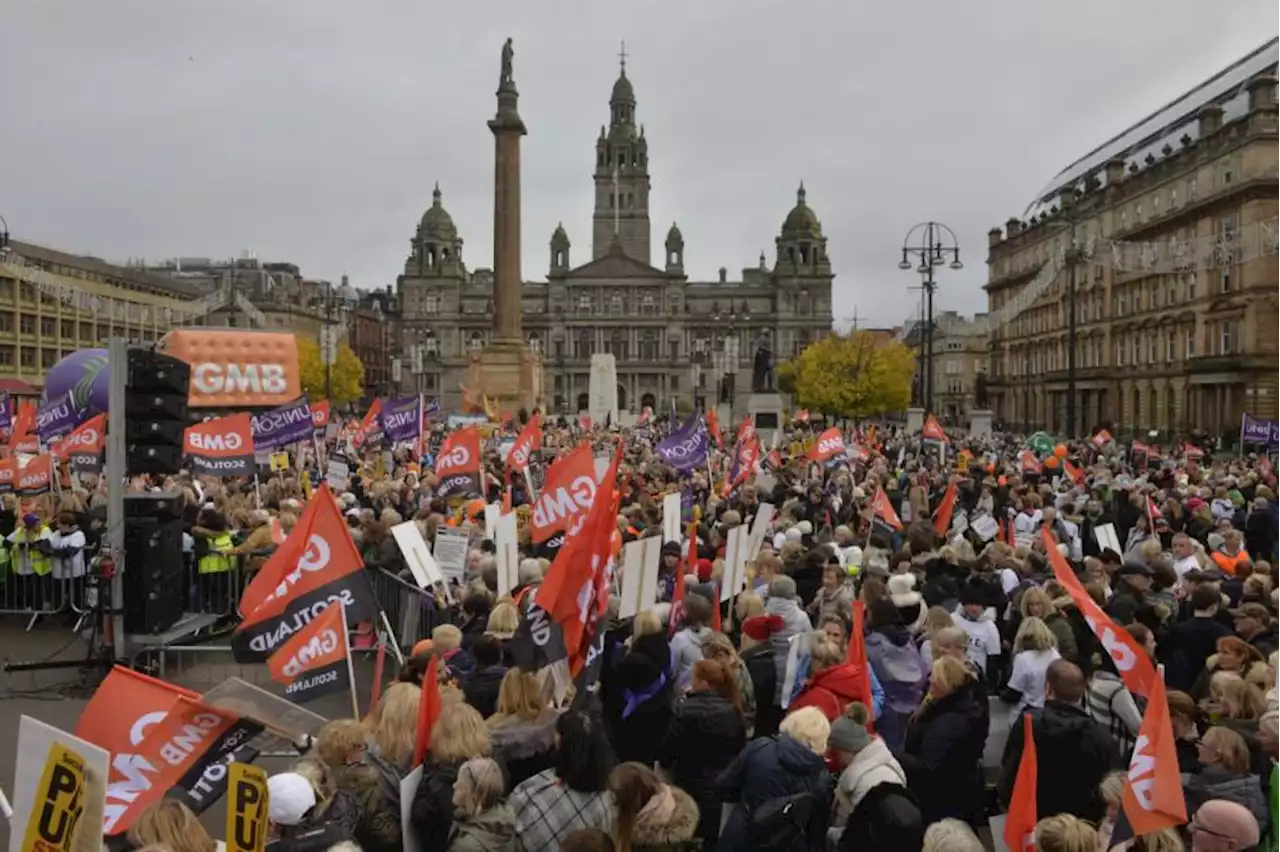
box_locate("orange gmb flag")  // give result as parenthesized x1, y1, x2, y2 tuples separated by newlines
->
(808, 427, 846, 463)
(507, 412, 542, 473)
(1120, 672, 1187, 835)
(1004, 713, 1038, 852)
(1043, 529, 1157, 698)
(267, 601, 353, 705)
(921, 413, 949, 443)
(871, 486, 903, 531)
(933, 479, 957, 538)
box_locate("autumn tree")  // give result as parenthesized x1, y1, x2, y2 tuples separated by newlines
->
(298, 336, 366, 405)
(781, 331, 915, 418)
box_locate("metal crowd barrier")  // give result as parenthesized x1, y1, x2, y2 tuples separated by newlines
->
(0, 570, 87, 630)
(368, 568, 453, 649)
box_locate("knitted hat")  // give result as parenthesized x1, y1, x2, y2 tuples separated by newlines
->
(827, 703, 872, 754)
(769, 575, 798, 600)
(741, 614, 784, 642)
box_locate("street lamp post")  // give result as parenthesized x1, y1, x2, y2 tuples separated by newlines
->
(898, 222, 963, 416)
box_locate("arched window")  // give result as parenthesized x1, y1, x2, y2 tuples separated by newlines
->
(528, 332, 542, 355)
(468, 331, 484, 352)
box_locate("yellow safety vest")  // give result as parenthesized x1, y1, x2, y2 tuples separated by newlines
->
(198, 533, 235, 575)
(13, 527, 51, 576)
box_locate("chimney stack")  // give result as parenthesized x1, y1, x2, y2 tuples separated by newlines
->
(1198, 103, 1224, 136)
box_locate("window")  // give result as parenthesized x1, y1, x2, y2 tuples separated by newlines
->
(468, 331, 484, 352)
(422, 332, 439, 356)
(1170, 188, 1178, 208)
(668, 339, 679, 360)
(1168, 277, 1177, 305)
(0, 280, 11, 301)
(19, 283, 35, 304)
(574, 330, 593, 360)
(641, 293, 656, 315)
(41, 348, 57, 368)
(0, 314, 10, 333)
(424, 293, 440, 316)
(1130, 336, 1139, 365)
(1220, 321, 1233, 354)
(40, 317, 55, 336)
(19, 314, 35, 335)
(639, 331, 658, 361)
(1115, 338, 1124, 367)
(608, 293, 623, 314)
(0, 346, 11, 366)
(20, 346, 34, 368)
(1186, 326, 1196, 359)
(1149, 334, 1157, 364)
(1166, 330, 1175, 362)
(1187, 273, 1198, 301)
(670, 376, 680, 391)
(1188, 177, 1198, 200)
(527, 333, 542, 355)
(577, 294, 592, 313)
(60, 320, 75, 339)
(607, 331, 627, 360)
(1151, 195, 1160, 215)
(1116, 290, 1127, 317)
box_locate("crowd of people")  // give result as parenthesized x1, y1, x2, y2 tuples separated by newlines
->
(13, 413, 1279, 852)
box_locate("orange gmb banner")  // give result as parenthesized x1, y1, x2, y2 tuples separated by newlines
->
(160, 329, 301, 409)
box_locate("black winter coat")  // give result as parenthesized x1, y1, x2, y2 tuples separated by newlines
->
(660, 691, 747, 801)
(997, 700, 1118, 824)
(837, 782, 925, 852)
(602, 632, 673, 768)
(408, 758, 464, 852)
(898, 681, 988, 826)
(717, 734, 833, 852)
(741, 643, 782, 738)
(462, 665, 506, 719)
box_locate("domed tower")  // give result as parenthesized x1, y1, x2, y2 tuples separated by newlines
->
(774, 182, 830, 276)
(592, 45, 651, 264)
(664, 222, 684, 276)
(549, 222, 571, 277)
(409, 184, 465, 279)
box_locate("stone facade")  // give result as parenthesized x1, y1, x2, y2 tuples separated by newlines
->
(904, 311, 990, 424)
(396, 61, 835, 417)
(984, 41, 1279, 438)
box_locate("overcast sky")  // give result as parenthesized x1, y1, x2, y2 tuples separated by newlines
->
(2, 1, 1274, 330)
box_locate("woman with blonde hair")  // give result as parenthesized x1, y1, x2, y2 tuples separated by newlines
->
(1096, 772, 1183, 851)
(1184, 726, 1269, 833)
(915, 605, 954, 667)
(701, 631, 756, 733)
(409, 701, 494, 846)
(1015, 587, 1078, 662)
(127, 800, 221, 852)
(363, 680, 421, 772)
(446, 757, 516, 852)
(717, 705, 833, 852)
(489, 669, 561, 787)
(1033, 813, 1097, 852)
(920, 818, 984, 852)
(1006, 616, 1061, 723)
(314, 719, 401, 852)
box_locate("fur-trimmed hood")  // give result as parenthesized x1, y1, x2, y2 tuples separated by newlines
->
(630, 784, 700, 849)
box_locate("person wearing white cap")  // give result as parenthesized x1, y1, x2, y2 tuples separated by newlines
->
(266, 766, 358, 852)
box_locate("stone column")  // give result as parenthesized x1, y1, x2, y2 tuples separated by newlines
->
(489, 45, 526, 345)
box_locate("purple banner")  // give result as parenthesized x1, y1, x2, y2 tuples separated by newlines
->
(1240, 413, 1280, 448)
(250, 397, 314, 450)
(36, 393, 78, 443)
(656, 413, 710, 472)
(0, 391, 12, 435)
(379, 396, 422, 444)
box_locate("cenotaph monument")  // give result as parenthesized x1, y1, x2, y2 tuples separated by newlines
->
(467, 38, 545, 411)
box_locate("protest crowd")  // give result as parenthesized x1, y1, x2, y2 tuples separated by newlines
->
(4, 399, 1279, 852)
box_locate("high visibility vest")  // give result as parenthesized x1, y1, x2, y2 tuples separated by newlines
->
(1211, 549, 1249, 576)
(198, 533, 235, 574)
(13, 527, 51, 576)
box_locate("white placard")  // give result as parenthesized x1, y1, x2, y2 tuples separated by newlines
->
(1095, 522, 1121, 555)
(484, 502, 502, 540)
(721, 525, 751, 601)
(10, 716, 110, 852)
(401, 765, 423, 852)
(433, 529, 469, 582)
(494, 511, 519, 598)
(391, 521, 444, 589)
(326, 458, 350, 490)
(971, 514, 999, 541)
(662, 492, 682, 543)
(618, 537, 662, 619)
(747, 502, 776, 559)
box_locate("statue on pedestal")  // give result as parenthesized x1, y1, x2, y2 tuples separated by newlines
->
(752, 331, 774, 392)
(974, 371, 989, 410)
(500, 38, 515, 86)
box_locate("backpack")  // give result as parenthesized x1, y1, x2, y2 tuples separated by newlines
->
(363, 748, 403, 813)
(745, 791, 814, 852)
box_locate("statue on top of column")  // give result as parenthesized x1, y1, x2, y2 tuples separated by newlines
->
(500, 38, 515, 87)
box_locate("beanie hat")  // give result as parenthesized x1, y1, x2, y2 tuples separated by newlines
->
(267, 772, 317, 826)
(827, 703, 872, 754)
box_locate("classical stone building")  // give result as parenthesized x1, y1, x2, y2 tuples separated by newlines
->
(397, 60, 835, 416)
(984, 39, 1278, 438)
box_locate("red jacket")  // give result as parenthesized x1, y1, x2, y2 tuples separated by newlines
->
(789, 662, 867, 721)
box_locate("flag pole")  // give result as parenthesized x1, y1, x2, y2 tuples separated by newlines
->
(341, 600, 360, 719)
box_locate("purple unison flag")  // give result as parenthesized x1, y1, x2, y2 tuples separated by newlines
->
(379, 396, 422, 444)
(250, 397, 314, 450)
(657, 413, 710, 472)
(1240, 413, 1279, 449)
(36, 393, 78, 443)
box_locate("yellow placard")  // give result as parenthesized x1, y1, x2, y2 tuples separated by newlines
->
(956, 453, 969, 473)
(300, 470, 313, 499)
(225, 763, 269, 852)
(268, 452, 290, 472)
(21, 743, 87, 852)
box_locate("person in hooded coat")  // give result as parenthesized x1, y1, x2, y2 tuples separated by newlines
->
(603, 611, 674, 768)
(463, 635, 508, 720)
(446, 758, 517, 852)
(899, 655, 989, 828)
(739, 614, 784, 738)
(764, 575, 816, 704)
(826, 702, 922, 851)
(864, 599, 928, 750)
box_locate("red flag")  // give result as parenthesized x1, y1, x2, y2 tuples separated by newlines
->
(712, 585, 723, 632)
(1063, 460, 1085, 485)
(507, 413, 542, 474)
(1091, 429, 1113, 448)
(870, 486, 903, 531)
(808, 427, 846, 463)
(535, 446, 623, 675)
(847, 601, 875, 727)
(921, 414, 949, 443)
(933, 479, 957, 539)
(706, 407, 723, 449)
(1005, 713, 1038, 852)
(1042, 529, 1157, 697)
(1119, 672, 1187, 835)
(411, 656, 443, 767)
(354, 398, 383, 446)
